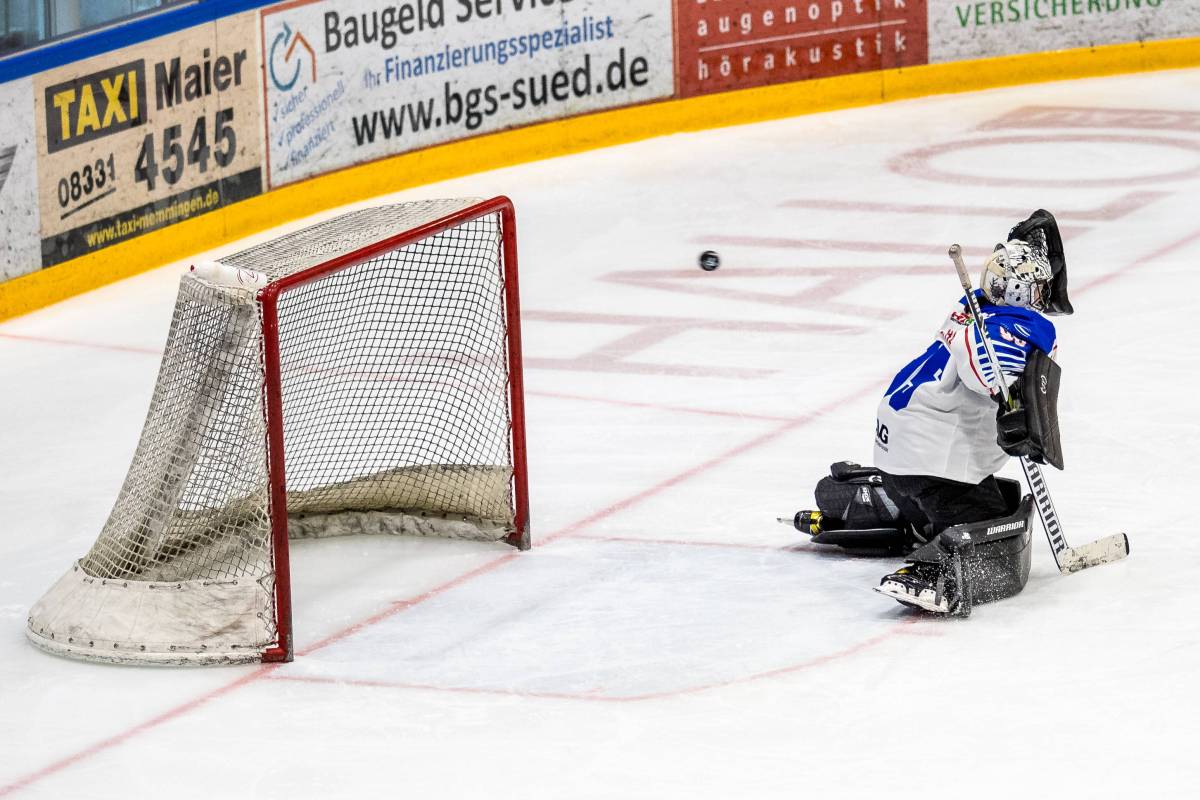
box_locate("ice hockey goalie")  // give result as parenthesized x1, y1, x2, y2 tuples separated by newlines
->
(788, 210, 1072, 616)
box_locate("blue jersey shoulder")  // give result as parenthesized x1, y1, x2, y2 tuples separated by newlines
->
(968, 293, 1056, 354)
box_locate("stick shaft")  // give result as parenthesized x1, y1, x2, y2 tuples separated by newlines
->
(949, 245, 1012, 408)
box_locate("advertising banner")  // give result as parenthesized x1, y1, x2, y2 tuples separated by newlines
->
(260, 0, 675, 188)
(675, 0, 930, 98)
(928, 0, 1200, 63)
(32, 11, 264, 268)
(0, 78, 41, 280)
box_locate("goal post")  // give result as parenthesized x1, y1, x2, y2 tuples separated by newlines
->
(26, 197, 529, 665)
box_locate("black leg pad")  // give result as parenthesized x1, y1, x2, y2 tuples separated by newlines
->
(907, 495, 1035, 615)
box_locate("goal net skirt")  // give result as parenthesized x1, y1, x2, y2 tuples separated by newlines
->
(27, 198, 529, 665)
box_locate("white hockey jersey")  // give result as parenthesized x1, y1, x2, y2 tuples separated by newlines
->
(873, 293, 1057, 484)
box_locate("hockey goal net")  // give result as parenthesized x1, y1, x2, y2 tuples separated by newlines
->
(26, 197, 529, 665)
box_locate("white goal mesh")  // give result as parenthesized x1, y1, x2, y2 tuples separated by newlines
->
(27, 198, 527, 665)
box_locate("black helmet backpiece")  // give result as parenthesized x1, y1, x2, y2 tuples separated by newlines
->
(1008, 209, 1073, 315)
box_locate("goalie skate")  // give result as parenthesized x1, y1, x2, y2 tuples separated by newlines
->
(874, 568, 951, 613)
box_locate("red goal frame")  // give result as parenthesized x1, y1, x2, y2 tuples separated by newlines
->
(255, 197, 529, 663)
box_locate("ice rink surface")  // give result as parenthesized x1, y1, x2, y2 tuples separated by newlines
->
(2, 68, 1199, 798)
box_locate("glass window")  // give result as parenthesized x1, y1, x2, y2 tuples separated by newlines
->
(2, 1, 47, 56)
(2, 1, 189, 59)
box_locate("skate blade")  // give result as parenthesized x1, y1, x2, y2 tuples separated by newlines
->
(1059, 532, 1129, 574)
(873, 583, 950, 613)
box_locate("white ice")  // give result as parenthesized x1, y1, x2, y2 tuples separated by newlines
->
(2, 68, 1199, 798)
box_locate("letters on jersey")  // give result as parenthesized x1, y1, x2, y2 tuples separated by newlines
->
(874, 293, 1056, 484)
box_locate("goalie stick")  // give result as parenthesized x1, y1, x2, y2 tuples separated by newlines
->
(948, 244, 1129, 574)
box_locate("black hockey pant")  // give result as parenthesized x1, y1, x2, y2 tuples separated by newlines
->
(880, 472, 1009, 540)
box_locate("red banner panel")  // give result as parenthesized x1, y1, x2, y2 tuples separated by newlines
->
(675, 0, 929, 98)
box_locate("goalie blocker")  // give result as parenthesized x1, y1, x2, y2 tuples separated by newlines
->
(996, 347, 1063, 470)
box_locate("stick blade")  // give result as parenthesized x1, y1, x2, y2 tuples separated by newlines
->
(1059, 533, 1130, 574)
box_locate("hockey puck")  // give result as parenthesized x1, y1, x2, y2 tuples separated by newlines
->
(699, 250, 721, 271)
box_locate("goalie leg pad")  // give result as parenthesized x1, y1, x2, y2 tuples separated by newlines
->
(806, 462, 914, 552)
(884, 494, 1035, 616)
(814, 462, 905, 529)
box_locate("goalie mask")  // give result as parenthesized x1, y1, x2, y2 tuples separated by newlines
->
(981, 240, 1052, 312)
(981, 209, 1074, 315)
